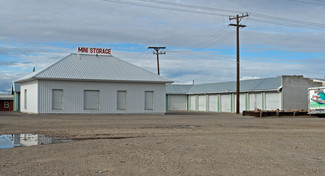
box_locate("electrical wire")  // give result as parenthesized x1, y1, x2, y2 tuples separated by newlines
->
(193, 26, 229, 48)
(103, 0, 229, 17)
(250, 13, 325, 28)
(199, 30, 234, 49)
(248, 18, 325, 31)
(287, 0, 325, 6)
(140, 0, 325, 28)
(166, 50, 235, 62)
(138, 0, 244, 14)
(104, 0, 325, 31)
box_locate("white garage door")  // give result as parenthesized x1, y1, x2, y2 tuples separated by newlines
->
(221, 94, 231, 112)
(240, 94, 247, 112)
(265, 92, 280, 110)
(249, 93, 262, 110)
(208, 95, 218, 112)
(198, 95, 206, 111)
(233, 94, 247, 112)
(168, 95, 187, 111)
(190, 95, 196, 111)
(249, 93, 255, 110)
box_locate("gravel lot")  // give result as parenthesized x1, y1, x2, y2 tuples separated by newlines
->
(0, 112, 325, 176)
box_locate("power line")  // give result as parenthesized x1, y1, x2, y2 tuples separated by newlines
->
(131, 49, 151, 60)
(248, 18, 325, 31)
(141, 0, 325, 28)
(197, 31, 234, 49)
(138, 0, 244, 14)
(103, 0, 325, 31)
(138, 0, 325, 28)
(194, 26, 230, 48)
(103, 0, 228, 17)
(166, 50, 235, 62)
(287, 0, 325, 6)
(140, 0, 325, 28)
(250, 13, 325, 28)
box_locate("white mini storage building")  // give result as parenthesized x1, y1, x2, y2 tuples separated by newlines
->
(166, 75, 321, 113)
(16, 53, 172, 114)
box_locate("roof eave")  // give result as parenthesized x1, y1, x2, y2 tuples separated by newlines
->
(15, 77, 35, 83)
(17, 77, 173, 84)
(185, 89, 279, 95)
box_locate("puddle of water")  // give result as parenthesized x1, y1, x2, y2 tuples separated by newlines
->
(0, 134, 71, 149)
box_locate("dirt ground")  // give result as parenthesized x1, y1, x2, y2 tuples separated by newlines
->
(0, 112, 324, 176)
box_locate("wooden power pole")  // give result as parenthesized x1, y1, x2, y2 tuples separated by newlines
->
(229, 13, 249, 114)
(148, 46, 166, 75)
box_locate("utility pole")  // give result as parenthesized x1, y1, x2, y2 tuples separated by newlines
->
(229, 13, 249, 114)
(148, 46, 166, 75)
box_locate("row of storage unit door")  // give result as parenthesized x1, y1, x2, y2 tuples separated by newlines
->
(167, 92, 281, 112)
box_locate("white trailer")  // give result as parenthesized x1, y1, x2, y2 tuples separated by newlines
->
(308, 87, 325, 114)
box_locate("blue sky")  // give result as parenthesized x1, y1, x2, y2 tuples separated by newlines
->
(1, 0, 325, 93)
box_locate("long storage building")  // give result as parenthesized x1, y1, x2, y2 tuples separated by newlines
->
(166, 75, 321, 113)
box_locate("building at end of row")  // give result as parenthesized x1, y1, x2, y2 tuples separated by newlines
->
(166, 75, 323, 113)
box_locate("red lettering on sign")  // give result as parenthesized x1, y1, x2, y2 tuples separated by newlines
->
(78, 47, 88, 53)
(77, 47, 111, 55)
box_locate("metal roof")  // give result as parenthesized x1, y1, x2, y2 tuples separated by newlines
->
(16, 54, 173, 83)
(165, 84, 193, 94)
(166, 77, 282, 94)
(0, 95, 14, 100)
(12, 82, 20, 93)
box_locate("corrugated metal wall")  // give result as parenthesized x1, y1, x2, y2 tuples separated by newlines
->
(37, 80, 166, 114)
(265, 92, 281, 110)
(167, 91, 281, 113)
(20, 80, 38, 114)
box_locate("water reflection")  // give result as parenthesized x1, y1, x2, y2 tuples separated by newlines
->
(0, 134, 70, 149)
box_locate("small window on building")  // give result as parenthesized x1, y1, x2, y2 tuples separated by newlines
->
(84, 90, 100, 110)
(145, 91, 154, 110)
(24, 89, 27, 109)
(52, 89, 63, 110)
(117, 90, 126, 110)
(4, 101, 9, 109)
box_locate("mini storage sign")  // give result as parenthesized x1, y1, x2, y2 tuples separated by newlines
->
(77, 47, 112, 55)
